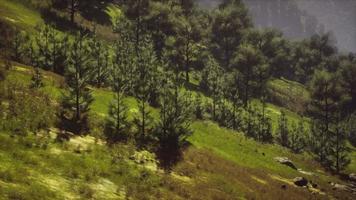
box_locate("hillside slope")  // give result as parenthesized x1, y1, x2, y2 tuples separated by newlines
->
(0, 0, 355, 199)
(0, 61, 355, 200)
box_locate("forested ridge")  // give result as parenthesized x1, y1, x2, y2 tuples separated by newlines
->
(0, 0, 355, 199)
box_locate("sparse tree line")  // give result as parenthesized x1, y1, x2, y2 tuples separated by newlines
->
(0, 0, 356, 171)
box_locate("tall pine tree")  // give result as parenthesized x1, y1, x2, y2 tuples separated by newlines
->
(60, 32, 93, 134)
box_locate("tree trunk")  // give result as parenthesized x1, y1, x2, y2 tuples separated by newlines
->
(70, 0, 76, 23)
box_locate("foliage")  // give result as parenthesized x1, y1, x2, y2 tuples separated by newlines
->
(289, 119, 307, 153)
(30, 67, 44, 89)
(154, 76, 192, 168)
(1, 81, 55, 135)
(277, 110, 289, 147)
(59, 32, 93, 135)
(133, 38, 157, 146)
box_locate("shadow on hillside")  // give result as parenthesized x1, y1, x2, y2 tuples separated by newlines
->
(156, 141, 191, 171)
(40, 9, 88, 33)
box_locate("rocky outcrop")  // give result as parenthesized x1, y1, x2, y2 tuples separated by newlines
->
(330, 182, 356, 194)
(293, 177, 308, 187)
(274, 157, 297, 170)
(349, 173, 356, 182)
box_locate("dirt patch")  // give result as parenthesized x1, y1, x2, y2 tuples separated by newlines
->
(170, 147, 324, 200)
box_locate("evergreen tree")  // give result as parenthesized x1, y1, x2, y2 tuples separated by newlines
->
(112, 16, 137, 95)
(89, 35, 110, 87)
(216, 97, 231, 127)
(60, 32, 93, 134)
(327, 113, 350, 172)
(211, 0, 251, 68)
(257, 100, 273, 143)
(244, 105, 259, 139)
(289, 120, 306, 153)
(121, 0, 151, 54)
(231, 44, 265, 107)
(34, 25, 68, 73)
(155, 74, 192, 168)
(11, 29, 25, 62)
(53, 0, 80, 23)
(309, 70, 344, 166)
(338, 58, 356, 113)
(104, 34, 133, 143)
(277, 110, 289, 147)
(194, 94, 204, 120)
(201, 56, 223, 120)
(133, 38, 156, 145)
(226, 70, 244, 130)
(171, 14, 202, 82)
(30, 67, 44, 89)
(348, 113, 356, 147)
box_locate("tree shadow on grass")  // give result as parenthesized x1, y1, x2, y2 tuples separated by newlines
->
(40, 9, 88, 34)
(156, 141, 191, 171)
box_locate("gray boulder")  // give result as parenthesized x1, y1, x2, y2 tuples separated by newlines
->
(274, 157, 297, 170)
(349, 173, 356, 182)
(293, 177, 308, 187)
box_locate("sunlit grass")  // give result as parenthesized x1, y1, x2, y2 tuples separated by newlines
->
(0, 0, 43, 30)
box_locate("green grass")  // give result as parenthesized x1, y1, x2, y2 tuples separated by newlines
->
(189, 121, 315, 176)
(267, 78, 310, 114)
(1, 62, 356, 199)
(0, 0, 43, 30)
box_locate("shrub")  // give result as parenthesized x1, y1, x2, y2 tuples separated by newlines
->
(77, 184, 95, 199)
(1, 82, 56, 136)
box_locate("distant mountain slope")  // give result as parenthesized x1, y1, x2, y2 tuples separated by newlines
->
(196, 0, 356, 53)
(296, 0, 356, 53)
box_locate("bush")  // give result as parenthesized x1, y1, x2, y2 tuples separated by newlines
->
(77, 184, 95, 199)
(1, 82, 56, 136)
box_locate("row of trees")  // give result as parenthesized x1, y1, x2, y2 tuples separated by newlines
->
(1, 0, 355, 171)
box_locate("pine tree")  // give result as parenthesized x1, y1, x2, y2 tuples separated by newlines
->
(211, 0, 251, 68)
(231, 44, 264, 107)
(155, 73, 192, 168)
(227, 70, 244, 130)
(34, 25, 68, 73)
(122, 0, 151, 54)
(171, 15, 201, 82)
(133, 38, 156, 145)
(11, 29, 25, 62)
(257, 100, 273, 143)
(327, 111, 351, 172)
(53, 0, 80, 23)
(105, 92, 129, 143)
(309, 70, 340, 164)
(194, 94, 204, 120)
(201, 56, 223, 120)
(348, 113, 356, 147)
(289, 119, 306, 153)
(60, 32, 93, 134)
(112, 17, 136, 95)
(89, 35, 110, 87)
(30, 67, 44, 89)
(277, 110, 289, 147)
(104, 33, 134, 143)
(309, 70, 351, 171)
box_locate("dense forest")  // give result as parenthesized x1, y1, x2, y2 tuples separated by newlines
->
(0, 0, 355, 199)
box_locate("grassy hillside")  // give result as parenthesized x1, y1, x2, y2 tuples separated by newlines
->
(0, 0, 355, 199)
(0, 0, 43, 30)
(0, 60, 355, 199)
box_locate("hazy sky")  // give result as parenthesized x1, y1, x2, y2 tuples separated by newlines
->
(196, 0, 356, 53)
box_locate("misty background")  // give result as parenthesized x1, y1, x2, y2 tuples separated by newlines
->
(197, 0, 356, 53)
